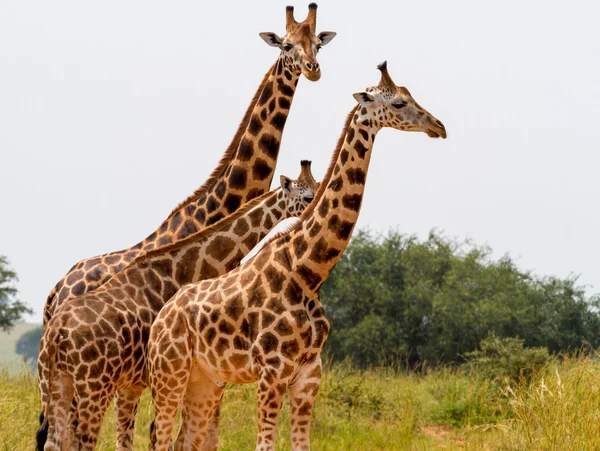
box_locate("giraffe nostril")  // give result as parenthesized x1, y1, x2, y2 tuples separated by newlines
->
(435, 119, 445, 129)
(305, 62, 313, 71)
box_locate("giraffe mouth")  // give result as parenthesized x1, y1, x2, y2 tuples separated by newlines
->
(426, 127, 447, 139)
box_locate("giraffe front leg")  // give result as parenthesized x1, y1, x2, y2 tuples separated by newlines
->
(173, 366, 224, 451)
(115, 386, 145, 450)
(43, 373, 74, 451)
(256, 366, 289, 451)
(288, 358, 323, 451)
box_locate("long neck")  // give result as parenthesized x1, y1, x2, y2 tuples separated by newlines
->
(285, 107, 379, 293)
(139, 58, 300, 250)
(129, 188, 292, 310)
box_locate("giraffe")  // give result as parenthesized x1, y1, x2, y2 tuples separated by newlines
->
(146, 61, 447, 451)
(43, 2, 336, 325)
(36, 162, 319, 451)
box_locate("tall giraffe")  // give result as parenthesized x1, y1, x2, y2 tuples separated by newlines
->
(146, 62, 447, 451)
(43, 3, 336, 325)
(36, 163, 319, 451)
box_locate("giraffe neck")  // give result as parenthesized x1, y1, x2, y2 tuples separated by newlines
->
(139, 58, 300, 250)
(121, 188, 292, 310)
(282, 106, 380, 293)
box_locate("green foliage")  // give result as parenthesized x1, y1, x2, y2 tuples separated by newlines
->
(321, 230, 600, 367)
(15, 326, 43, 368)
(0, 255, 32, 332)
(465, 334, 551, 384)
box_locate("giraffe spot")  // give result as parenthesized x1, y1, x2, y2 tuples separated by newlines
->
(243, 232, 259, 251)
(266, 356, 281, 367)
(278, 97, 291, 109)
(285, 279, 303, 306)
(144, 288, 164, 311)
(218, 320, 235, 335)
(345, 127, 355, 144)
(224, 295, 244, 322)
(332, 199, 339, 208)
(342, 193, 363, 212)
(327, 176, 343, 192)
(248, 312, 260, 340)
(169, 212, 182, 232)
(258, 81, 273, 106)
(162, 280, 178, 300)
(300, 326, 313, 347)
(206, 236, 235, 260)
(281, 339, 300, 359)
(309, 237, 341, 264)
(145, 268, 162, 292)
(229, 166, 247, 190)
(318, 198, 330, 218)
(229, 353, 249, 367)
(224, 193, 242, 214)
(275, 317, 293, 336)
(292, 236, 308, 259)
(268, 98, 276, 114)
(206, 196, 219, 213)
(308, 222, 322, 238)
(266, 297, 286, 314)
(260, 108, 267, 121)
(261, 311, 276, 328)
(233, 218, 249, 236)
(177, 220, 198, 240)
(248, 279, 267, 308)
(81, 343, 100, 362)
(215, 337, 230, 355)
(195, 208, 206, 224)
(126, 269, 144, 286)
(237, 138, 254, 162)
(270, 112, 287, 132)
(258, 134, 280, 160)
(207, 212, 225, 225)
(248, 207, 264, 227)
(358, 128, 369, 141)
(265, 265, 284, 293)
(233, 335, 251, 350)
(204, 327, 217, 346)
(207, 350, 217, 366)
(354, 140, 370, 159)
(291, 308, 308, 328)
(313, 319, 330, 348)
(105, 255, 121, 265)
(278, 82, 294, 97)
(252, 158, 272, 181)
(152, 259, 173, 278)
(248, 115, 262, 136)
(327, 214, 355, 241)
(264, 214, 273, 230)
(247, 187, 264, 200)
(215, 181, 226, 199)
(259, 332, 279, 354)
(71, 281, 86, 297)
(346, 168, 366, 185)
(296, 265, 322, 290)
(274, 248, 292, 270)
(158, 236, 172, 247)
(66, 269, 84, 285)
(198, 260, 218, 280)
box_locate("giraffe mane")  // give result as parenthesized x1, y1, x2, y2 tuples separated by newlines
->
(261, 104, 360, 244)
(164, 63, 277, 220)
(130, 187, 281, 266)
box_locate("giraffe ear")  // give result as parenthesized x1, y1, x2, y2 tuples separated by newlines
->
(259, 32, 284, 48)
(317, 31, 337, 47)
(353, 92, 375, 106)
(280, 175, 293, 194)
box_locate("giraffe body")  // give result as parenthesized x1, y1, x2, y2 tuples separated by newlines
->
(37, 164, 318, 451)
(42, 3, 336, 326)
(147, 62, 447, 451)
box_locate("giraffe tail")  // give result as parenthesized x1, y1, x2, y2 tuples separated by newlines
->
(43, 283, 59, 327)
(36, 325, 63, 451)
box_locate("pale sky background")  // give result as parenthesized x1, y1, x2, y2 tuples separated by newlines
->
(1, 0, 599, 324)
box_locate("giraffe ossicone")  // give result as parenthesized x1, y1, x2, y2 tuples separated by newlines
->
(36, 162, 319, 451)
(147, 62, 446, 451)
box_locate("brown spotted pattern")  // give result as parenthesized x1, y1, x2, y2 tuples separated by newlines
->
(37, 164, 318, 451)
(146, 62, 446, 451)
(42, 3, 336, 327)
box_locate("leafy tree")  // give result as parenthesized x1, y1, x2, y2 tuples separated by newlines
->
(321, 230, 600, 367)
(0, 255, 32, 331)
(15, 326, 43, 367)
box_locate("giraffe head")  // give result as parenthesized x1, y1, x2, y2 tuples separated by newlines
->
(259, 3, 336, 82)
(353, 61, 447, 139)
(280, 160, 319, 217)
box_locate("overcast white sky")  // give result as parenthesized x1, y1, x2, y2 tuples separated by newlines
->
(1, 0, 599, 323)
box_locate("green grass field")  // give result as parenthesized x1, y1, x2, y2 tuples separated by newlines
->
(1, 355, 600, 450)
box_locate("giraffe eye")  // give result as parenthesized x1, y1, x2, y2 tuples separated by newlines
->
(283, 43, 294, 51)
(392, 102, 407, 109)
(303, 196, 314, 203)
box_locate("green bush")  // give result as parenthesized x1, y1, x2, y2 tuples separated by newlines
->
(464, 334, 552, 384)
